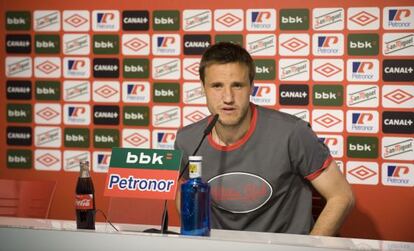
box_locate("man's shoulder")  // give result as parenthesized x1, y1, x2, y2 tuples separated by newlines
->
(177, 117, 208, 138)
(257, 105, 304, 127)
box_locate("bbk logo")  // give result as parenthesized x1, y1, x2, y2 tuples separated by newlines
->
(382, 85, 414, 108)
(246, 9, 276, 31)
(122, 10, 149, 31)
(122, 129, 150, 148)
(35, 81, 60, 101)
(153, 83, 180, 103)
(214, 9, 244, 31)
(93, 151, 111, 173)
(153, 10, 180, 31)
(346, 110, 379, 134)
(6, 11, 31, 31)
(279, 33, 309, 56)
(152, 58, 180, 80)
(382, 163, 414, 187)
(278, 84, 308, 106)
(279, 9, 309, 30)
(317, 134, 343, 157)
(63, 104, 90, 125)
(122, 81, 150, 103)
(346, 85, 379, 108)
(183, 82, 206, 105)
(6, 34, 31, 53)
(183, 9, 212, 31)
(122, 34, 150, 55)
(34, 10, 60, 31)
(93, 58, 119, 78)
(383, 7, 414, 30)
(347, 8, 380, 30)
(7, 149, 32, 169)
(123, 106, 149, 126)
(382, 137, 414, 161)
(313, 8, 344, 30)
(34, 103, 61, 125)
(278, 59, 308, 81)
(313, 85, 343, 107)
(94, 129, 119, 149)
(34, 149, 61, 171)
(63, 10, 90, 31)
(92, 10, 119, 31)
(63, 34, 90, 55)
(7, 126, 32, 146)
(247, 34, 276, 56)
(152, 34, 181, 55)
(279, 108, 310, 122)
(64, 128, 90, 148)
(34, 126, 61, 148)
(347, 136, 378, 159)
(63, 57, 90, 79)
(383, 33, 414, 56)
(183, 34, 211, 55)
(346, 161, 378, 185)
(7, 104, 32, 123)
(348, 34, 379, 56)
(35, 34, 60, 54)
(312, 109, 344, 132)
(126, 151, 163, 164)
(256, 59, 276, 80)
(34, 57, 61, 78)
(152, 130, 177, 150)
(312, 33, 344, 56)
(382, 111, 414, 134)
(215, 34, 243, 46)
(312, 59, 343, 82)
(250, 83, 276, 106)
(63, 151, 90, 172)
(152, 106, 180, 128)
(93, 35, 119, 55)
(5, 57, 32, 78)
(93, 105, 120, 125)
(347, 59, 379, 82)
(63, 80, 90, 102)
(383, 60, 414, 82)
(93, 81, 120, 102)
(183, 58, 201, 80)
(7, 80, 32, 100)
(183, 106, 210, 126)
(123, 58, 149, 79)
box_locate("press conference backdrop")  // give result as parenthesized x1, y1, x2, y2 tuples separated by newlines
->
(1, 0, 413, 242)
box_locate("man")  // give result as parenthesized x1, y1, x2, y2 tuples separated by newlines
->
(174, 42, 354, 236)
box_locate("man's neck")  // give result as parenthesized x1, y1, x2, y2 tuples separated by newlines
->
(213, 107, 252, 146)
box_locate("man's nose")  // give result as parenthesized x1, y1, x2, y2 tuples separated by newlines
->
(222, 86, 234, 103)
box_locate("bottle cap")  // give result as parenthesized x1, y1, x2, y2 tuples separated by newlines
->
(189, 156, 202, 161)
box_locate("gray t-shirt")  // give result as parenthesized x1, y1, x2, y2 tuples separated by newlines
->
(174, 105, 332, 234)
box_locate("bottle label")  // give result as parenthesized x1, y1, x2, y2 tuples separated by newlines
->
(75, 194, 94, 209)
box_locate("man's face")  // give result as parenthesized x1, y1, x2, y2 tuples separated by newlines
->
(203, 62, 252, 127)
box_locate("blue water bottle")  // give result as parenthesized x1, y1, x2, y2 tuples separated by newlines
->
(180, 156, 211, 236)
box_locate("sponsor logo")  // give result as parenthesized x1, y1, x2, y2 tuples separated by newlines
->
(382, 137, 414, 160)
(122, 129, 150, 148)
(346, 85, 379, 108)
(5, 57, 32, 78)
(153, 10, 180, 31)
(255, 59, 276, 80)
(7, 104, 32, 123)
(64, 128, 90, 148)
(279, 34, 309, 56)
(382, 163, 413, 187)
(183, 107, 210, 126)
(153, 83, 180, 103)
(347, 8, 379, 30)
(122, 34, 150, 55)
(382, 85, 414, 108)
(35, 81, 60, 101)
(214, 9, 243, 31)
(383, 33, 414, 56)
(93, 151, 111, 173)
(63, 11, 90, 31)
(92, 10, 119, 31)
(278, 59, 308, 81)
(7, 80, 32, 100)
(383, 7, 414, 30)
(152, 106, 180, 128)
(63, 104, 90, 125)
(6, 11, 31, 30)
(63, 57, 90, 79)
(312, 33, 343, 56)
(313, 85, 343, 106)
(93, 105, 120, 125)
(280, 109, 309, 122)
(34, 10, 60, 31)
(63, 34, 90, 55)
(347, 136, 378, 159)
(382, 111, 414, 134)
(183, 9, 211, 31)
(183, 58, 200, 80)
(93, 81, 120, 102)
(317, 134, 343, 157)
(183, 82, 206, 104)
(63, 150, 90, 172)
(34, 149, 61, 171)
(93, 34, 119, 55)
(347, 59, 379, 82)
(383, 60, 414, 82)
(152, 58, 180, 80)
(6, 34, 31, 54)
(34, 126, 61, 147)
(346, 110, 379, 133)
(7, 126, 32, 146)
(122, 10, 149, 31)
(123, 58, 150, 79)
(152, 130, 176, 150)
(63, 80, 89, 102)
(7, 149, 32, 169)
(313, 59, 343, 81)
(246, 9, 276, 31)
(93, 58, 119, 78)
(123, 106, 149, 126)
(279, 9, 309, 30)
(247, 34, 276, 56)
(250, 83, 276, 106)
(312, 109, 343, 132)
(94, 129, 120, 149)
(34, 57, 61, 78)
(122, 81, 150, 103)
(279, 84, 308, 106)
(215, 34, 243, 46)
(346, 161, 378, 185)
(183, 34, 211, 55)
(34, 103, 61, 124)
(35, 34, 60, 54)
(348, 34, 379, 55)
(152, 34, 180, 55)
(313, 8, 344, 30)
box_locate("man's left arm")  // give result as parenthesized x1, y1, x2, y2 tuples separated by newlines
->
(309, 160, 355, 236)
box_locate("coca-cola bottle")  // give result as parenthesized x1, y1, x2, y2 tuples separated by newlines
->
(75, 160, 95, 229)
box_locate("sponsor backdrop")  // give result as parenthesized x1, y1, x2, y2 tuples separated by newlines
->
(1, 0, 413, 241)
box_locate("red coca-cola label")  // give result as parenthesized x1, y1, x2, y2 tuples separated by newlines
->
(75, 194, 94, 210)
